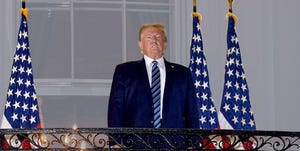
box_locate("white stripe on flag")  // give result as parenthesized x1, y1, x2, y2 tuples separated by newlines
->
(1, 115, 12, 129)
(218, 112, 233, 129)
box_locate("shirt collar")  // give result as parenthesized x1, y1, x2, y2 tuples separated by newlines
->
(144, 55, 164, 67)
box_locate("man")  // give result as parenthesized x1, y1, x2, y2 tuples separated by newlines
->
(107, 23, 199, 148)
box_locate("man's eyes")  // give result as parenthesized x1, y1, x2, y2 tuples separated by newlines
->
(145, 35, 162, 40)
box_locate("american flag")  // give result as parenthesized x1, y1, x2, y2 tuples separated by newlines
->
(1, 9, 41, 130)
(218, 14, 255, 131)
(189, 12, 219, 130)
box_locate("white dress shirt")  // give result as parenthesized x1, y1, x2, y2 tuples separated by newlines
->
(144, 55, 165, 119)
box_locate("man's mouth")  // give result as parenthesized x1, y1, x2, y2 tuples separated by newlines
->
(152, 45, 158, 48)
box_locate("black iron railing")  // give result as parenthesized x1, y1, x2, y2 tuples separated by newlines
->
(0, 128, 300, 150)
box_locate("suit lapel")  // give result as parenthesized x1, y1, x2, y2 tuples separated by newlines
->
(163, 60, 175, 99)
(137, 59, 152, 98)
(162, 60, 175, 126)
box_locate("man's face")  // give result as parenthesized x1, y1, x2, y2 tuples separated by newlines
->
(139, 27, 167, 60)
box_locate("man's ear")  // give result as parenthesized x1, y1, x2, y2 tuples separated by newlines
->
(138, 41, 143, 50)
(163, 41, 167, 50)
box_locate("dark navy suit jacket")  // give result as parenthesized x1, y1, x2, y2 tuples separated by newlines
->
(108, 58, 199, 128)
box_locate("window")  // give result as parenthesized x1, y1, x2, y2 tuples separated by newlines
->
(23, 0, 186, 128)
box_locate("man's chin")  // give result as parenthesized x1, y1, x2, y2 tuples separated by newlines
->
(149, 54, 163, 60)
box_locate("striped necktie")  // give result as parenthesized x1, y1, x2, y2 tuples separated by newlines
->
(151, 61, 161, 128)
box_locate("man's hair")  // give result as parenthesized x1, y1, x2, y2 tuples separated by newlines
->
(139, 23, 167, 42)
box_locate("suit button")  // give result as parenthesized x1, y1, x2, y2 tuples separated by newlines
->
(150, 120, 154, 124)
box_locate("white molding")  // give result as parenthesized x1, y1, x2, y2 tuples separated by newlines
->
(172, 0, 192, 65)
(36, 86, 111, 96)
(122, 0, 126, 62)
(0, 0, 19, 124)
(1, 1, 185, 97)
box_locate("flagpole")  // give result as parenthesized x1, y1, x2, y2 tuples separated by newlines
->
(22, 0, 26, 9)
(20, 0, 29, 20)
(192, 0, 201, 22)
(227, 0, 238, 23)
(193, 0, 197, 12)
(228, 0, 233, 13)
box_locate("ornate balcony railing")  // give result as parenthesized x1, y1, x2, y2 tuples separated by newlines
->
(1, 128, 300, 150)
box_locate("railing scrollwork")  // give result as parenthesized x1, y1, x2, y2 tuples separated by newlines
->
(1, 128, 300, 150)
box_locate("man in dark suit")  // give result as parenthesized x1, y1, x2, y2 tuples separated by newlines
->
(107, 23, 199, 149)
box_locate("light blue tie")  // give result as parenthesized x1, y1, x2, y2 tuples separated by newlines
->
(151, 61, 161, 128)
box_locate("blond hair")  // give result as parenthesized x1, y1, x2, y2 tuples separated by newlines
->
(138, 23, 167, 42)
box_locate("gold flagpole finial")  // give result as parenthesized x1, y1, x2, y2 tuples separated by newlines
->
(228, 0, 233, 12)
